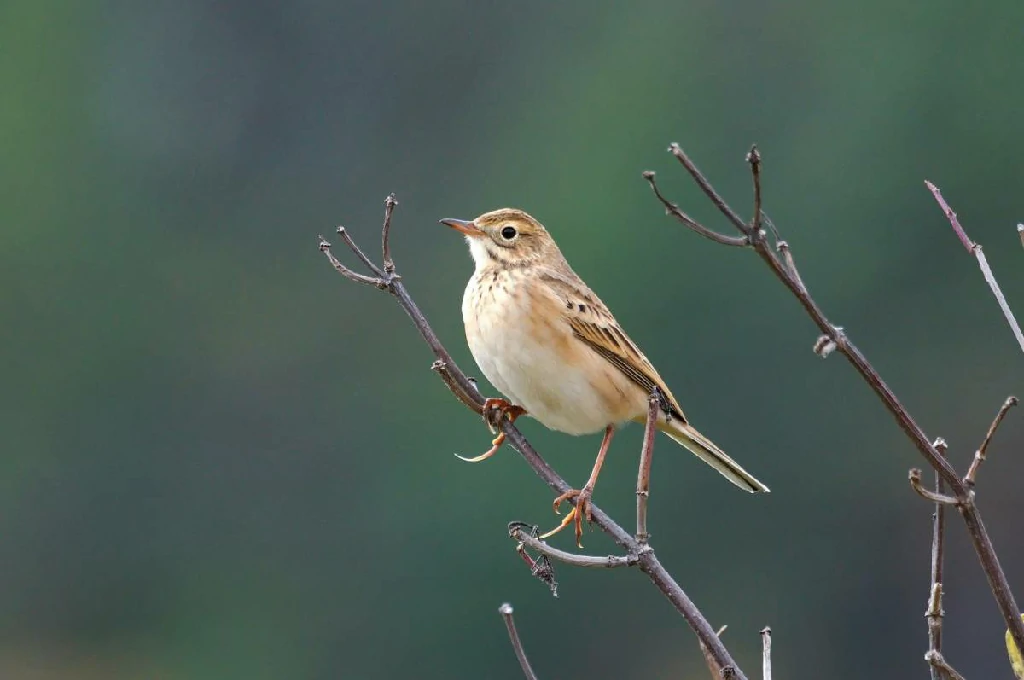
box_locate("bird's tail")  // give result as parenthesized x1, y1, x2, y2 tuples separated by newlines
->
(658, 419, 770, 493)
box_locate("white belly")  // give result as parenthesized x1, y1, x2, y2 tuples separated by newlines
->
(462, 272, 621, 435)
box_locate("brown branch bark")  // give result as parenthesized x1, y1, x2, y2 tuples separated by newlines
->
(965, 396, 1018, 488)
(636, 392, 659, 544)
(499, 603, 539, 680)
(647, 145, 1024, 658)
(319, 197, 750, 680)
(926, 439, 948, 680)
(926, 181, 1024, 354)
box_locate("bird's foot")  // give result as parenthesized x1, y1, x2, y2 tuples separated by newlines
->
(539, 487, 593, 548)
(454, 398, 526, 463)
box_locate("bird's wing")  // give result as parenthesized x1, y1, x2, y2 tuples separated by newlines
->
(535, 267, 687, 423)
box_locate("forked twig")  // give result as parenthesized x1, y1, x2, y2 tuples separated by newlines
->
(925, 650, 967, 680)
(926, 181, 1024, 355)
(499, 604, 539, 680)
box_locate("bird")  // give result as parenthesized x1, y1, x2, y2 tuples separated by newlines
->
(440, 208, 769, 546)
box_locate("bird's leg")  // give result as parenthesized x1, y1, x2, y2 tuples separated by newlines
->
(540, 424, 615, 547)
(454, 398, 527, 463)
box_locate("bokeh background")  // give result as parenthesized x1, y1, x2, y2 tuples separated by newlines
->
(3, 1, 1024, 678)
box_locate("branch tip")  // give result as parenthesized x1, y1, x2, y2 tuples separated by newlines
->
(966, 395, 1019, 487)
(761, 626, 772, 680)
(909, 469, 960, 505)
(643, 166, 750, 248)
(381, 193, 398, 274)
(499, 602, 539, 680)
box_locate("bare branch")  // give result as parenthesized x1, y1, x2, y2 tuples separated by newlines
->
(318, 236, 386, 289)
(926, 181, 1024, 355)
(643, 171, 749, 247)
(335, 226, 384, 277)
(927, 438, 948, 680)
(746, 145, 763, 233)
(653, 148, 1024, 655)
(499, 604, 539, 680)
(965, 396, 1018, 488)
(760, 627, 772, 680)
(925, 650, 967, 680)
(776, 241, 808, 297)
(909, 468, 961, 505)
(925, 181, 974, 252)
(669, 144, 751, 235)
(381, 193, 398, 274)
(636, 392, 659, 544)
(510, 524, 638, 569)
(321, 198, 751, 679)
(430, 359, 484, 415)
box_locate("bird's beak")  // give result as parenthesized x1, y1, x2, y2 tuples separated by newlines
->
(439, 218, 484, 237)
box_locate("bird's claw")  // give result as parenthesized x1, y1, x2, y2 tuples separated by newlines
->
(481, 397, 526, 433)
(540, 487, 592, 548)
(454, 398, 525, 463)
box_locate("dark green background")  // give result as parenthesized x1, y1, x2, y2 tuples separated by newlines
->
(3, 1, 1023, 678)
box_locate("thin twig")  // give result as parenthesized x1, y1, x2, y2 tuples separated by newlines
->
(654, 147, 1024, 655)
(430, 359, 484, 415)
(776, 241, 807, 297)
(925, 181, 974, 252)
(965, 396, 1018, 488)
(925, 650, 967, 680)
(669, 144, 751, 235)
(511, 525, 638, 569)
(746, 145, 763, 233)
(643, 171, 749, 247)
(318, 236, 386, 289)
(1018, 224, 1024, 250)
(927, 438, 948, 680)
(909, 469, 960, 505)
(760, 627, 772, 680)
(926, 181, 1024, 355)
(926, 584, 945, 680)
(335, 226, 384, 277)
(499, 604, 539, 680)
(381, 193, 398, 274)
(321, 197, 751, 680)
(636, 392, 659, 544)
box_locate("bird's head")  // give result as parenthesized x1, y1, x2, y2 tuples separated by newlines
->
(440, 208, 558, 270)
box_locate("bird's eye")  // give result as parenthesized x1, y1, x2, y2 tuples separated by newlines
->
(500, 225, 517, 240)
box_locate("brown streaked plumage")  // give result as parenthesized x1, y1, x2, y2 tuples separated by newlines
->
(441, 208, 768, 546)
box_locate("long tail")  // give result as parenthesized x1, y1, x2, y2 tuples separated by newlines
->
(659, 419, 770, 493)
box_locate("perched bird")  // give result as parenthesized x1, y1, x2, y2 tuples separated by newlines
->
(441, 208, 768, 545)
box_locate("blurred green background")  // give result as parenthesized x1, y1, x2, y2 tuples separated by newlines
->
(3, 1, 1024, 678)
